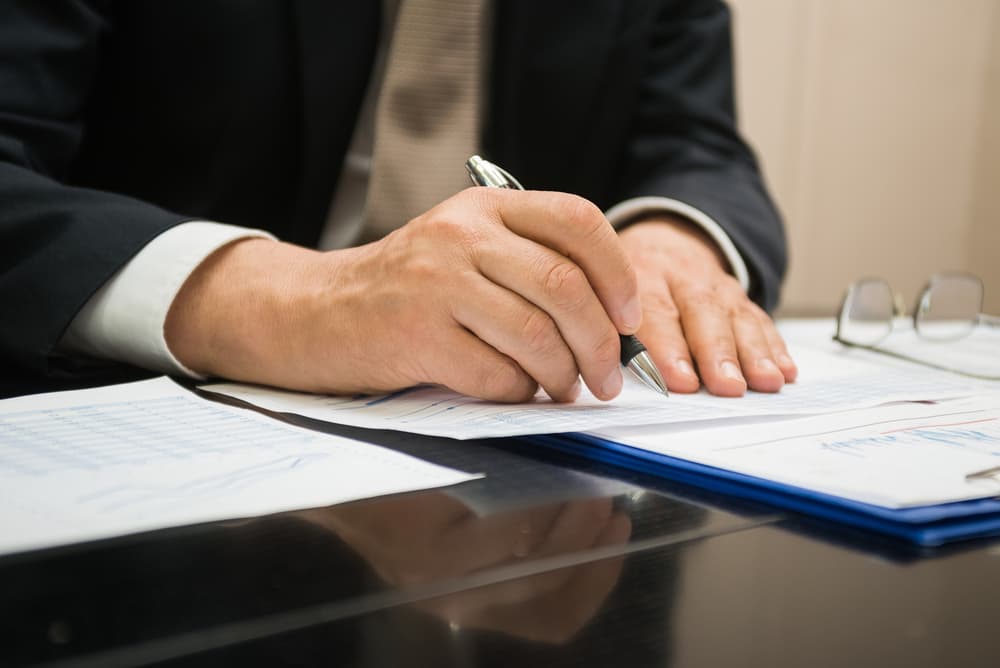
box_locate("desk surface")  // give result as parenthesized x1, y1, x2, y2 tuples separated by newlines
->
(3, 416, 1000, 668)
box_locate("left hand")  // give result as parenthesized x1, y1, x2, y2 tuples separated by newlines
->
(618, 217, 798, 396)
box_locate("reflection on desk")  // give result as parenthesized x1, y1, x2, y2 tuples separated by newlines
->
(4, 421, 1000, 667)
(1, 475, 722, 667)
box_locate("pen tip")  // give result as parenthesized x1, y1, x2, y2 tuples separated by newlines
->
(627, 353, 669, 397)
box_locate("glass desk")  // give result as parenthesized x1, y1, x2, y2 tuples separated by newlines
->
(3, 416, 999, 667)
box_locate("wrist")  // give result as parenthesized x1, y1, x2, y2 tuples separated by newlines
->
(619, 215, 730, 275)
(164, 237, 323, 380)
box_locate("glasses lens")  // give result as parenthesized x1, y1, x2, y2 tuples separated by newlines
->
(838, 279, 894, 345)
(915, 273, 983, 340)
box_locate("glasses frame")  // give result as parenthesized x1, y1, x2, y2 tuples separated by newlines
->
(833, 272, 1000, 380)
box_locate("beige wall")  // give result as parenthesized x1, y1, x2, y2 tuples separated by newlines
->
(728, 0, 1000, 316)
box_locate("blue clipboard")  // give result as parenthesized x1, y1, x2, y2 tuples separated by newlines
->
(527, 432, 1000, 547)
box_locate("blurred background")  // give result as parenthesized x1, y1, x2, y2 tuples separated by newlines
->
(728, 0, 999, 316)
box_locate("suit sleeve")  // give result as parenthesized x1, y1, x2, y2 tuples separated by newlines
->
(0, 1, 189, 383)
(611, 0, 787, 311)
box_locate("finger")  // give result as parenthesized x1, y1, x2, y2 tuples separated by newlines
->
(451, 275, 582, 402)
(632, 274, 700, 393)
(433, 327, 538, 402)
(476, 234, 623, 400)
(482, 188, 642, 335)
(751, 303, 798, 382)
(731, 306, 786, 393)
(674, 283, 748, 397)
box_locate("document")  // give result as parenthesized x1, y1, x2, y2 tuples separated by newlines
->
(202, 343, 982, 439)
(202, 379, 682, 439)
(0, 377, 479, 557)
(589, 394, 1000, 509)
(876, 324, 1000, 379)
(780, 318, 1000, 384)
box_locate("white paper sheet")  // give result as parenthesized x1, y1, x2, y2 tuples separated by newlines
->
(0, 377, 479, 556)
(876, 325, 1000, 379)
(202, 379, 683, 439)
(591, 394, 1000, 508)
(779, 318, 1000, 385)
(202, 341, 983, 440)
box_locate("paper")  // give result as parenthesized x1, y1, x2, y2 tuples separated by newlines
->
(202, 341, 983, 439)
(0, 377, 479, 557)
(876, 324, 1000, 379)
(201, 379, 685, 439)
(590, 394, 1000, 508)
(779, 318, 1000, 385)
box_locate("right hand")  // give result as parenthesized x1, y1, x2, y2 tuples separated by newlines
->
(165, 188, 642, 402)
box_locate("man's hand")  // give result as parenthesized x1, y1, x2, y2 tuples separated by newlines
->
(618, 217, 797, 396)
(165, 188, 641, 402)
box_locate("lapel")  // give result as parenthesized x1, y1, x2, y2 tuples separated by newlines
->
(288, 1, 379, 245)
(488, 0, 626, 195)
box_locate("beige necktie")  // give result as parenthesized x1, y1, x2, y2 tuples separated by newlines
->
(363, 0, 485, 242)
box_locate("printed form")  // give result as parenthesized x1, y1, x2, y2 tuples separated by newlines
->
(591, 394, 1000, 508)
(202, 345, 984, 440)
(0, 377, 479, 556)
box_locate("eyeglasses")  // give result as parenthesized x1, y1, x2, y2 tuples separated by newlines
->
(834, 272, 1000, 380)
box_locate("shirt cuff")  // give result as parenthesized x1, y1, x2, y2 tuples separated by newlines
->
(60, 221, 276, 378)
(605, 196, 751, 293)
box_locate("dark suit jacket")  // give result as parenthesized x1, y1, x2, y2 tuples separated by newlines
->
(0, 0, 786, 397)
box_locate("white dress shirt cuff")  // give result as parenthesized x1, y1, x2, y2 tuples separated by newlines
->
(605, 196, 750, 292)
(60, 221, 276, 378)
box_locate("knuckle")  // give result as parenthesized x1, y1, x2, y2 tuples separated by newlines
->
(541, 261, 589, 310)
(711, 337, 738, 354)
(479, 357, 527, 398)
(564, 196, 614, 245)
(519, 309, 559, 355)
(643, 291, 679, 320)
(415, 212, 491, 265)
(556, 194, 605, 230)
(689, 335, 733, 359)
(591, 330, 620, 366)
(400, 253, 443, 283)
(734, 302, 759, 321)
(420, 213, 484, 248)
(681, 286, 715, 310)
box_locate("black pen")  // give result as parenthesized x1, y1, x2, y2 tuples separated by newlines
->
(465, 155, 668, 396)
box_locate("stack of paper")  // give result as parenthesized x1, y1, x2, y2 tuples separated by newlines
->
(202, 319, 1000, 545)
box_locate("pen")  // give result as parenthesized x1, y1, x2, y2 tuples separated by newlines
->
(465, 155, 669, 396)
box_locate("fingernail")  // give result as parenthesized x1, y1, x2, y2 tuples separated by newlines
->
(675, 359, 695, 378)
(602, 367, 623, 398)
(621, 296, 642, 331)
(720, 360, 744, 382)
(569, 377, 582, 400)
(756, 358, 779, 373)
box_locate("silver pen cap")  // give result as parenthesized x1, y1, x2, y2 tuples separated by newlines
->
(466, 155, 524, 190)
